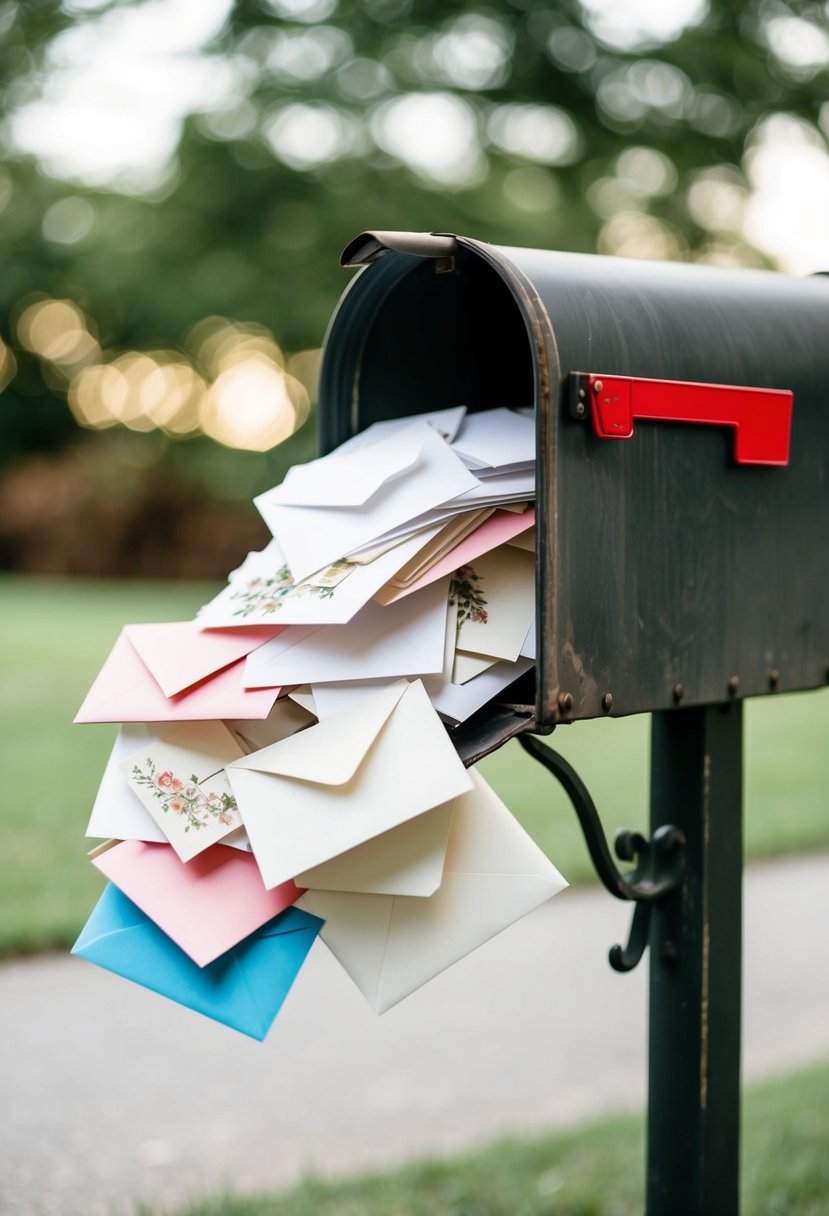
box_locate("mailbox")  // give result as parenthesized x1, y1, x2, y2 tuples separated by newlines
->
(318, 230, 828, 1216)
(319, 230, 829, 729)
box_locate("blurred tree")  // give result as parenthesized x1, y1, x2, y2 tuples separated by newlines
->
(0, 0, 826, 571)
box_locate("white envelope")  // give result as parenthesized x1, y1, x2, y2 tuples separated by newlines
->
(334, 406, 468, 454)
(299, 768, 567, 1013)
(270, 430, 423, 507)
(196, 524, 446, 629)
(244, 579, 450, 688)
(309, 678, 405, 719)
(87, 724, 251, 852)
(422, 605, 533, 725)
(296, 800, 454, 896)
(226, 680, 473, 890)
(119, 721, 246, 862)
(444, 467, 535, 508)
(454, 545, 535, 663)
(86, 725, 166, 843)
(254, 422, 479, 582)
(451, 407, 536, 471)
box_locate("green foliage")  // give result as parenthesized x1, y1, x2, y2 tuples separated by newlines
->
(141, 1059, 829, 1216)
(1, 0, 827, 475)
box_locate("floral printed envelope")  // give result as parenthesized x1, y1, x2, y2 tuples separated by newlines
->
(120, 721, 245, 862)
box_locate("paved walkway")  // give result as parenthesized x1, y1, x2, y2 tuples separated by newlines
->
(3, 852, 829, 1216)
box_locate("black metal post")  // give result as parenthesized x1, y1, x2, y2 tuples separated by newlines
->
(647, 702, 744, 1215)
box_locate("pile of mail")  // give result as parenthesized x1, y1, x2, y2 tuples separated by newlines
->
(73, 406, 567, 1040)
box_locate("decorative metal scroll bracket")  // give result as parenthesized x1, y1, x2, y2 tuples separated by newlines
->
(518, 733, 686, 973)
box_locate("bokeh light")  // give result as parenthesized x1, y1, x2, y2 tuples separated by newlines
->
(16, 298, 100, 372)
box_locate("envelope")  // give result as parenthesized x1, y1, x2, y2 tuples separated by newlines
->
(195, 525, 446, 629)
(299, 768, 567, 1013)
(334, 406, 467, 453)
(119, 721, 245, 861)
(296, 799, 454, 896)
(86, 724, 252, 851)
(375, 508, 535, 606)
(269, 429, 423, 507)
(227, 696, 316, 753)
(421, 604, 533, 725)
(75, 631, 281, 723)
(254, 421, 479, 582)
(444, 467, 535, 509)
(226, 679, 473, 890)
(91, 841, 303, 966)
(451, 407, 536, 471)
(124, 621, 283, 697)
(452, 651, 498, 683)
(453, 545, 535, 662)
(72, 885, 322, 1040)
(244, 579, 450, 689)
(86, 725, 166, 843)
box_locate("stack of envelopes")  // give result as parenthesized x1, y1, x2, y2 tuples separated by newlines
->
(73, 406, 567, 1039)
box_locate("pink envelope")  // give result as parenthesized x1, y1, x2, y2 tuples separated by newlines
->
(75, 631, 281, 723)
(381, 508, 536, 604)
(91, 840, 303, 966)
(125, 621, 284, 698)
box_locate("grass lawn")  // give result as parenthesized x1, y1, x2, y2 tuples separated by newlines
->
(144, 1059, 829, 1215)
(2, 574, 828, 956)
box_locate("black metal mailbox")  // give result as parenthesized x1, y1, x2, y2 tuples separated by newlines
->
(320, 230, 829, 729)
(317, 231, 828, 1216)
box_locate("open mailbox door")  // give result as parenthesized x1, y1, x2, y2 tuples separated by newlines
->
(319, 231, 828, 741)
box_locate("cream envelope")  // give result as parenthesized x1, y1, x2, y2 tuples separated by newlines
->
(119, 721, 246, 862)
(375, 508, 535, 605)
(454, 545, 535, 662)
(296, 800, 454, 897)
(270, 429, 423, 507)
(226, 679, 473, 891)
(254, 422, 479, 582)
(91, 840, 302, 967)
(124, 621, 283, 697)
(299, 768, 567, 1014)
(227, 697, 316, 753)
(75, 631, 280, 723)
(244, 578, 450, 688)
(452, 651, 498, 684)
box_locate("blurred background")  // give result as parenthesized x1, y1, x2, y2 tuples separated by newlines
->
(1, 0, 828, 579)
(2, 6, 828, 1212)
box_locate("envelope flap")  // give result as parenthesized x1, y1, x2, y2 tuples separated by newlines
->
(229, 680, 407, 785)
(271, 431, 423, 508)
(71, 882, 146, 955)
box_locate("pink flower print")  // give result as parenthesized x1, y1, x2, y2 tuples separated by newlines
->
(155, 771, 183, 793)
(247, 578, 266, 592)
(218, 811, 235, 826)
(168, 795, 187, 815)
(471, 609, 488, 624)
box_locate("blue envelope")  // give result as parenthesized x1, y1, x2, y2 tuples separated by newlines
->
(72, 884, 322, 1040)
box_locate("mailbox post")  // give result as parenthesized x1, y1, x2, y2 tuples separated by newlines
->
(318, 230, 829, 1215)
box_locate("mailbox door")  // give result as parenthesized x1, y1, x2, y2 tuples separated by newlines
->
(319, 235, 829, 727)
